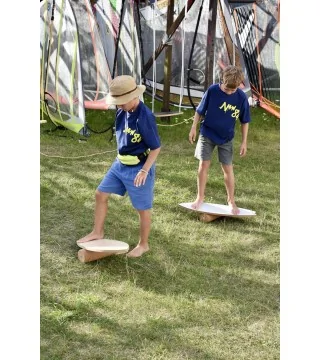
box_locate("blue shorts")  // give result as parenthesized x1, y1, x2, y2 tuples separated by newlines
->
(97, 159, 155, 210)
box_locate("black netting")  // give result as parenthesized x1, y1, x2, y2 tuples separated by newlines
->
(233, 0, 280, 105)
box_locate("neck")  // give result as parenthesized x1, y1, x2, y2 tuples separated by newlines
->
(129, 99, 139, 113)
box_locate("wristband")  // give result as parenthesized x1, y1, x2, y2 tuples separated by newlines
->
(139, 169, 148, 175)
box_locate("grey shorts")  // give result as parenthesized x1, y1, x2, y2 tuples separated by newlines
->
(195, 134, 233, 165)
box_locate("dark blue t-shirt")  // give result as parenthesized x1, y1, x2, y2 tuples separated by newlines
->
(196, 83, 251, 144)
(116, 101, 161, 156)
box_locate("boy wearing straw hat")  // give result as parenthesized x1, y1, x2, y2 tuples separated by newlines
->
(77, 75, 161, 258)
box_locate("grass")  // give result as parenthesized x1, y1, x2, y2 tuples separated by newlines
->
(40, 97, 280, 360)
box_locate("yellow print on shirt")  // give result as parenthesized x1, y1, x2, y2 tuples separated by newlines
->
(219, 102, 240, 120)
(123, 127, 142, 143)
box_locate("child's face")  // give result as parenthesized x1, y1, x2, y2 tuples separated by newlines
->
(221, 83, 238, 95)
(117, 98, 137, 112)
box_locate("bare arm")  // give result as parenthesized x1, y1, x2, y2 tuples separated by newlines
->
(189, 112, 202, 144)
(141, 147, 161, 173)
(240, 122, 249, 157)
(134, 147, 161, 186)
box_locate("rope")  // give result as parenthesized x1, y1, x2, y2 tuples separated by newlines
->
(40, 113, 194, 160)
(40, 115, 193, 158)
(40, 148, 117, 159)
(156, 116, 193, 126)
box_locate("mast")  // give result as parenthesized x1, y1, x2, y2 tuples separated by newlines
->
(161, 0, 175, 122)
(204, 0, 218, 90)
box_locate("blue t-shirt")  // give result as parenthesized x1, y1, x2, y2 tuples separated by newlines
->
(196, 83, 251, 144)
(115, 101, 161, 156)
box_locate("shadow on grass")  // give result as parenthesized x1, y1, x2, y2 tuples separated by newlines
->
(40, 121, 279, 358)
(41, 173, 279, 311)
(41, 290, 226, 360)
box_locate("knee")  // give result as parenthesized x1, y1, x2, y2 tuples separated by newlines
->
(137, 209, 151, 220)
(221, 164, 233, 175)
(95, 190, 109, 203)
(199, 161, 210, 172)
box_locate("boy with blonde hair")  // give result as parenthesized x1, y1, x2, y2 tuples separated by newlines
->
(189, 65, 251, 214)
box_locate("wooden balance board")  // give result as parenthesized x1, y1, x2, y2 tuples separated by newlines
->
(179, 202, 256, 222)
(77, 239, 129, 263)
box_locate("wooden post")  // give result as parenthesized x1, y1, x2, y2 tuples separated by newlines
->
(204, 0, 218, 90)
(161, 0, 175, 123)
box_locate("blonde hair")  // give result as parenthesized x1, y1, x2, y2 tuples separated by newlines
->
(222, 66, 244, 88)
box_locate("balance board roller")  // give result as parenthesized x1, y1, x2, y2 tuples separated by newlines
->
(77, 239, 129, 263)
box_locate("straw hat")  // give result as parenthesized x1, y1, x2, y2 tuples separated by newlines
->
(106, 75, 146, 105)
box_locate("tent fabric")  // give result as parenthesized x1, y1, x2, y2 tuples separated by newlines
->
(40, 0, 113, 134)
(232, 0, 280, 114)
(40, 0, 86, 134)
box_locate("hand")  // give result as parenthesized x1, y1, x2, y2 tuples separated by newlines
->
(239, 143, 247, 157)
(134, 170, 148, 187)
(189, 126, 197, 144)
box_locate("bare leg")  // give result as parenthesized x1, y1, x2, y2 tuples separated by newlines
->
(221, 163, 240, 215)
(77, 190, 110, 244)
(127, 209, 151, 258)
(191, 160, 211, 209)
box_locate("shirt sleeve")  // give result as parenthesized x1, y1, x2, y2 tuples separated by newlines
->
(138, 110, 161, 150)
(196, 89, 209, 116)
(239, 98, 251, 124)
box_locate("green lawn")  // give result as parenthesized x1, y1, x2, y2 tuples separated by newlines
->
(40, 100, 280, 360)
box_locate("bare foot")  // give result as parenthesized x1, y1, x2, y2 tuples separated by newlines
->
(76, 231, 104, 244)
(191, 197, 204, 210)
(127, 244, 149, 258)
(228, 202, 240, 215)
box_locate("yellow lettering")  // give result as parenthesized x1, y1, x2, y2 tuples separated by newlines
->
(123, 127, 141, 142)
(219, 102, 228, 112)
(220, 102, 240, 119)
(123, 127, 137, 135)
(232, 109, 240, 118)
(131, 133, 142, 143)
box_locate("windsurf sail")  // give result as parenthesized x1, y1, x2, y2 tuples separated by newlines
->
(91, 0, 279, 118)
(94, 0, 118, 73)
(95, 0, 143, 89)
(40, 0, 113, 135)
(70, 0, 112, 110)
(116, 0, 142, 82)
(138, 0, 252, 108)
(40, 0, 87, 135)
(229, 0, 280, 118)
